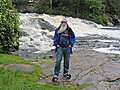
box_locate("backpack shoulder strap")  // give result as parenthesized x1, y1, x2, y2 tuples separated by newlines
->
(67, 27, 73, 35)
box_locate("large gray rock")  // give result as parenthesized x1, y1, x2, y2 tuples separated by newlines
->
(36, 50, 120, 90)
(6, 64, 34, 71)
(103, 62, 120, 79)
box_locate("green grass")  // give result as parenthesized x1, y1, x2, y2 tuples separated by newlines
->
(0, 66, 73, 90)
(0, 54, 89, 90)
(43, 56, 51, 60)
(76, 84, 90, 90)
(98, 62, 107, 67)
(114, 54, 119, 59)
(0, 54, 30, 65)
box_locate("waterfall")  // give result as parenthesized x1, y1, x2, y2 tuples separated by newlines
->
(18, 13, 120, 55)
(19, 13, 55, 53)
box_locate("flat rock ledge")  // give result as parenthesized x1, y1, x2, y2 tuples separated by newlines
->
(6, 64, 34, 71)
(36, 50, 120, 90)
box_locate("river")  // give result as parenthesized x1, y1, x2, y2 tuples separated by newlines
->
(12, 13, 120, 59)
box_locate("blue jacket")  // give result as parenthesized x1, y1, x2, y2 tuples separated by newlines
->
(53, 26, 76, 54)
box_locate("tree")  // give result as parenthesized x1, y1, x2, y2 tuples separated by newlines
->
(0, 0, 22, 53)
(49, 0, 52, 9)
(35, 0, 108, 25)
(13, 0, 29, 6)
(105, 0, 120, 18)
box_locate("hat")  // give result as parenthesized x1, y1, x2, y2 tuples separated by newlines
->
(61, 19, 67, 23)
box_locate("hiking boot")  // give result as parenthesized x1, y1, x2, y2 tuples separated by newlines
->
(63, 73, 71, 79)
(52, 75, 58, 82)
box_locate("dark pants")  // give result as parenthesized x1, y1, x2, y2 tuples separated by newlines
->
(54, 47, 70, 76)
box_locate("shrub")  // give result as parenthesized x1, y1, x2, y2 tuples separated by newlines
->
(0, 0, 22, 54)
(35, 0, 50, 14)
(13, 0, 29, 5)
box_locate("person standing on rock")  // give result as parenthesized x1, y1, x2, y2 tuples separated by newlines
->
(52, 19, 76, 82)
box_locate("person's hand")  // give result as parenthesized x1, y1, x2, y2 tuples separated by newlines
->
(56, 45, 60, 47)
(69, 45, 72, 47)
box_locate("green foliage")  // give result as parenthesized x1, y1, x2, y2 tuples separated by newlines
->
(35, 0, 51, 14)
(76, 83, 90, 90)
(86, 14, 108, 26)
(0, 54, 90, 89)
(114, 54, 119, 59)
(76, 0, 108, 25)
(0, 54, 30, 64)
(0, 66, 71, 90)
(105, 0, 120, 18)
(0, 0, 22, 54)
(98, 62, 106, 67)
(0, 54, 72, 90)
(34, 57, 39, 62)
(43, 56, 51, 60)
(13, 0, 29, 5)
(84, 0, 104, 15)
(35, 0, 108, 25)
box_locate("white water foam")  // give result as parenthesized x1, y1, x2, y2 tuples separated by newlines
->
(36, 14, 120, 39)
(19, 13, 54, 53)
(19, 13, 120, 54)
(94, 47, 120, 55)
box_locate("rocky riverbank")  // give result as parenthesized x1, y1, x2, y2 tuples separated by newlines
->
(12, 33, 120, 89)
(12, 33, 120, 59)
(35, 49, 120, 90)
(11, 13, 120, 90)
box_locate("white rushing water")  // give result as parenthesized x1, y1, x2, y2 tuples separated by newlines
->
(19, 13, 120, 54)
(19, 13, 55, 53)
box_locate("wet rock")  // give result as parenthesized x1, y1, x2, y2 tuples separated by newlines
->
(95, 42, 110, 48)
(29, 18, 55, 31)
(12, 49, 55, 59)
(27, 44, 35, 47)
(107, 21, 114, 26)
(102, 62, 120, 79)
(96, 81, 120, 90)
(112, 17, 120, 26)
(6, 64, 34, 71)
(30, 38, 34, 41)
(83, 85, 98, 90)
(38, 19, 55, 31)
(48, 56, 55, 59)
(22, 31, 30, 36)
(20, 47, 39, 53)
(41, 31, 47, 35)
(81, 20, 98, 28)
(47, 35, 53, 39)
(75, 34, 120, 50)
(0, 65, 4, 67)
(37, 76, 52, 84)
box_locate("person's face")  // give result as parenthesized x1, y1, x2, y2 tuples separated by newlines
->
(61, 23, 67, 27)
